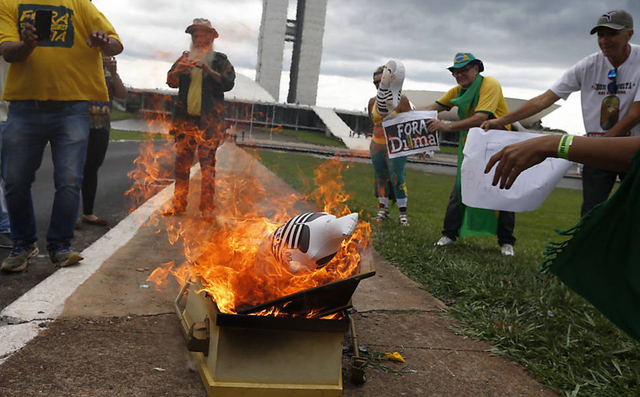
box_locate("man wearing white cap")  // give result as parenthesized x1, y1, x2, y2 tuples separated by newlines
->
(483, 10, 640, 217)
(163, 18, 235, 220)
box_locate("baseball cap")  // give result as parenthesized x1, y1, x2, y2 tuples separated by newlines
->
(447, 53, 484, 73)
(590, 10, 633, 35)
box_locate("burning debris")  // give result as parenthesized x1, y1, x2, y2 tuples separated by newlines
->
(135, 141, 371, 316)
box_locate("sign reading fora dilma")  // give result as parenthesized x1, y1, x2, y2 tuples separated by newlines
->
(381, 110, 439, 158)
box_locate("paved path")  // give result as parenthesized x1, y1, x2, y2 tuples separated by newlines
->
(0, 142, 557, 396)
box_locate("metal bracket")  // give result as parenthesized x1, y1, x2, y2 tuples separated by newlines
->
(187, 317, 210, 356)
(348, 314, 368, 384)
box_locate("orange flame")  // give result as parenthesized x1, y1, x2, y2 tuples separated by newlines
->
(131, 107, 370, 318)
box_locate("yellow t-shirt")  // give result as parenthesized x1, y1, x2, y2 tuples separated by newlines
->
(0, 0, 122, 101)
(187, 68, 202, 116)
(436, 76, 511, 129)
(370, 103, 397, 144)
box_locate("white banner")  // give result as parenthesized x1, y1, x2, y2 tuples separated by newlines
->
(381, 111, 439, 158)
(461, 128, 573, 212)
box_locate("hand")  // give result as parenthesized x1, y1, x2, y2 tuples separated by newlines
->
(480, 119, 504, 131)
(103, 56, 117, 74)
(174, 56, 196, 72)
(20, 16, 38, 48)
(86, 30, 111, 48)
(484, 135, 557, 189)
(426, 119, 447, 133)
(194, 60, 207, 70)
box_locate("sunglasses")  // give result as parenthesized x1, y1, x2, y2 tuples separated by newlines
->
(607, 68, 618, 94)
(451, 65, 473, 76)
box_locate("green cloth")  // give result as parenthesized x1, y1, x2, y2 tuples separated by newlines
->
(449, 75, 498, 238)
(542, 152, 640, 342)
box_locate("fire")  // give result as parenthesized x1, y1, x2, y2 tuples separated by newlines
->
(129, 119, 370, 317)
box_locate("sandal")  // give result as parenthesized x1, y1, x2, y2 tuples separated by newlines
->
(82, 216, 108, 226)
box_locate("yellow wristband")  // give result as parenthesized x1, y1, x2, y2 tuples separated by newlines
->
(557, 135, 574, 160)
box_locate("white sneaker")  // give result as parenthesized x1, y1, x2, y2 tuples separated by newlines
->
(501, 244, 515, 256)
(373, 208, 390, 221)
(398, 212, 409, 226)
(435, 236, 455, 246)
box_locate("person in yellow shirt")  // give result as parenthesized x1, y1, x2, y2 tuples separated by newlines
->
(0, 0, 122, 272)
(368, 65, 412, 226)
(418, 53, 516, 256)
(163, 18, 235, 221)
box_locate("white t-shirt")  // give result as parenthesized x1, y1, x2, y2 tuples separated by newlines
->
(551, 44, 640, 136)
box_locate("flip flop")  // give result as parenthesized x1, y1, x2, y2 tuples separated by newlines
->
(82, 217, 108, 226)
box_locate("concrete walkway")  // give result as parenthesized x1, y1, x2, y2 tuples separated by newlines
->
(0, 143, 557, 396)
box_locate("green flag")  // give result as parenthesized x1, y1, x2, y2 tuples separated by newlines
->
(449, 75, 498, 238)
(542, 152, 640, 342)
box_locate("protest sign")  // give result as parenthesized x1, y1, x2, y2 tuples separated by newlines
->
(461, 128, 573, 212)
(381, 110, 439, 158)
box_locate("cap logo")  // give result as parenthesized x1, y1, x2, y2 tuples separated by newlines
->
(602, 11, 616, 22)
(455, 53, 467, 62)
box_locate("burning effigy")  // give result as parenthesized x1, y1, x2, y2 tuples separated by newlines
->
(261, 212, 359, 274)
(127, 126, 373, 396)
(130, 140, 371, 316)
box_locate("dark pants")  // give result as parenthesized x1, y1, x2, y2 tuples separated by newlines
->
(442, 183, 516, 246)
(173, 120, 220, 213)
(581, 165, 624, 217)
(2, 101, 89, 251)
(82, 127, 109, 216)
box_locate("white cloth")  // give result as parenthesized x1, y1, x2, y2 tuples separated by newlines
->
(461, 128, 573, 212)
(550, 44, 640, 136)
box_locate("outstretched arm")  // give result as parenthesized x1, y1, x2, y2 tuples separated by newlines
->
(427, 112, 488, 133)
(481, 90, 560, 130)
(415, 102, 448, 112)
(485, 135, 640, 189)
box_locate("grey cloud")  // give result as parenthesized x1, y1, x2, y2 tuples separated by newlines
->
(321, 0, 640, 87)
(100, 0, 640, 93)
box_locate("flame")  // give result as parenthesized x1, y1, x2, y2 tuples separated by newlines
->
(131, 103, 370, 318)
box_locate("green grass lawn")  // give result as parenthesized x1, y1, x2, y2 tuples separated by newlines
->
(256, 149, 640, 397)
(110, 108, 141, 121)
(249, 126, 347, 148)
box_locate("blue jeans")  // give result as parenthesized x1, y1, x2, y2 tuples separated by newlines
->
(2, 101, 89, 251)
(0, 121, 10, 234)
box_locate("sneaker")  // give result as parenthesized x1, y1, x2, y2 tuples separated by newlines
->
(1, 243, 39, 272)
(49, 248, 83, 268)
(435, 236, 455, 246)
(0, 232, 13, 249)
(398, 212, 409, 226)
(501, 244, 515, 257)
(373, 208, 390, 221)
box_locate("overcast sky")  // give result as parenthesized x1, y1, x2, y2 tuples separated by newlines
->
(92, 0, 640, 135)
